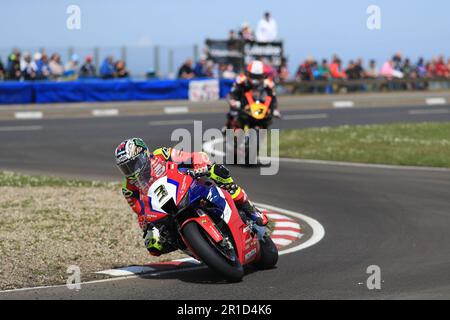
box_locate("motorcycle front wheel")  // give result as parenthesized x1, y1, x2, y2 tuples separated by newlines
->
(253, 235, 279, 270)
(182, 222, 244, 282)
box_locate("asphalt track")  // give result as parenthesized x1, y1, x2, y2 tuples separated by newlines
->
(1, 104, 450, 299)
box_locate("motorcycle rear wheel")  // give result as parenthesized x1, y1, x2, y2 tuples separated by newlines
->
(182, 222, 244, 282)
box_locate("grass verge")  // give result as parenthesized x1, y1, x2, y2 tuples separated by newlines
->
(279, 122, 450, 168)
(0, 172, 185, 290)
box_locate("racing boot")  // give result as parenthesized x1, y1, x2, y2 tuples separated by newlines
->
(239, 200, 269, 227)
(209, 164, 269, 227)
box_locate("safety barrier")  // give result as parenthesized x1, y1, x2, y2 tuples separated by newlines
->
(0, 79, 235, 105)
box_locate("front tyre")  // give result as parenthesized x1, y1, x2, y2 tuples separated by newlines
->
(182, 222, 244, 282)
(253, 235, 279, 270)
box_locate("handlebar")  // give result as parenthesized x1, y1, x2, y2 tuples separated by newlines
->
(186, 164, 213, 179)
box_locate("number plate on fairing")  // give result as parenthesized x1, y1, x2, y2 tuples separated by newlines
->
(147, 177, 178, 214)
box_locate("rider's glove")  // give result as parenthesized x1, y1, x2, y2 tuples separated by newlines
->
(272, 109, 282, 119)
(229, 100, 241, 110)
(144, 227, 163, 256)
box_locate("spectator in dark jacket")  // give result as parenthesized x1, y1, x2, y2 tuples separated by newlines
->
(7, 49, 21, 80)
(80, 56, 97, 78)
(178, 59, 195, 79)
(115, 60, 130, 78)
(415, 58, 427, 78)
(0, 58, 5, 80)
(296, 58, 313, 81)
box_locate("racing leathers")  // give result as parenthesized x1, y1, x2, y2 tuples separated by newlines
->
(225, 74, 280, 131)
(122, 147, 268, 256)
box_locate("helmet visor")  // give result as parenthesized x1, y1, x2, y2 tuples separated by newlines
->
(118, 152, 151, 187)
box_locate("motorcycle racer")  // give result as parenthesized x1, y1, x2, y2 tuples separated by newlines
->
(115, 138, 269, 257)
(224, 60, 281, 132)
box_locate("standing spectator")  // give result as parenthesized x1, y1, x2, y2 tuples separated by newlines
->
(0, 57, 5, 80)
(426, 59, 437, 78)
(256, 12, 278, 42)
(115, 60, 130, 78)
(79, 56, 96, 78)
(366, 60, 379, 78)
(48, 53, 65, 79)
(296, 58, 313, 81)
(447, 58, 450, 79)
(264, 58, 278, 80)
(329, 56, 347, 79)
(228, 30, 238, 41)
(194, 56, 208, 78)
(204, 60, 215, 78)
(401, 58, 414, 78)
(65, 54, 80, 79)
(20, 52, 37, 81)
(435, 56, 449, 78)
(178, 59, 195, 79)
(349, 59, 365, 80)
(222, 64, 237, 80)
(345, 60, 356, 79)
(7, 49, 21, 80)
(317, 59, 331, 80)
(100, 56, 115, 79)
(380, 60, 404, 79)
(239, 22, 254, 41)
(310, 60, 321, 80)
(392, 52, 403, 71)
(35, 52, 51, 80)
(415, 58, 427, 78)
(278, 58, 290, 82)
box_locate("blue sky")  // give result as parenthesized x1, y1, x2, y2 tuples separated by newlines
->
(1, 0, 450, 75)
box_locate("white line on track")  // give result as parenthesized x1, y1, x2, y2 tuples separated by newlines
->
(203, 138, 450, 173)
(272, 230, 302, 237)
(164, 106, 189, 114)
(0, 125, 43, 132)
(0, 203, 325, 293)
(273, 221, 301, 229)
(266, 213, 291, 220)
(14, 112, 43, 120)
(333, 101, 354, 108)
(425, 98, 447, 106)
(92, 109, 119, 117)
(149, 120, 195, 126)
(283, 113, 329, 121)
(272, 238, 293, 246)
(408, 109, 449, 115)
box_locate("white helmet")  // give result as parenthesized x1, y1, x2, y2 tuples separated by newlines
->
(246, 61, 266, 86)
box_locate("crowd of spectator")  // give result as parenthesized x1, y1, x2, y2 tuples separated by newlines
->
(295, 53, 450, 82)
(0, 49, 130, 81)
(3, 47, 450, 89)
(177, 55, 289, 84)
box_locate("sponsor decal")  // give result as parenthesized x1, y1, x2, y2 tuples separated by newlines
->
(245, 249, 257, 262)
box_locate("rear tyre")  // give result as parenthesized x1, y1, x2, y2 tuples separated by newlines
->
(253, 235, 279, 270)
(183, 222, 244, 282)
